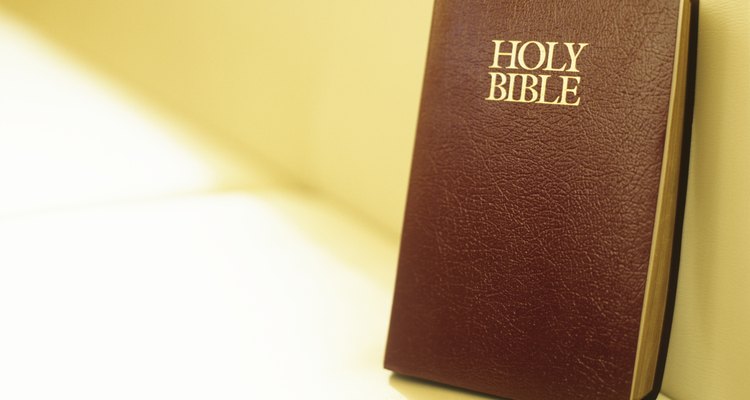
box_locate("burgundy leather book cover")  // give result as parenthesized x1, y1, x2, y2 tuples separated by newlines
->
(385, 1, 692, 399)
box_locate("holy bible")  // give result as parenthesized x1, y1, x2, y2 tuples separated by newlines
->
(385, 1, 695, 399)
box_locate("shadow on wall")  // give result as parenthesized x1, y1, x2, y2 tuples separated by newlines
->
(0, 0, 434, 237)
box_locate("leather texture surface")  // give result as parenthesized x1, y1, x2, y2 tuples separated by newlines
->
(385, 1, 684, 399)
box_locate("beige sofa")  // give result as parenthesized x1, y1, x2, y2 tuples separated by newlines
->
(0, 0, 746, 398)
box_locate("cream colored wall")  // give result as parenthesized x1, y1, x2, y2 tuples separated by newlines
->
(662, 0, 750, 399)
(0, 0, 432, 234)
(1, 0, 748, 399)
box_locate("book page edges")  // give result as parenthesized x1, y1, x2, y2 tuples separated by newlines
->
(630, 0, 692, 399)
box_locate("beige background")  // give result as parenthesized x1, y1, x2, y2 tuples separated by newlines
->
(0, 0, 433, 234)
(0, 0, 747, 398)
